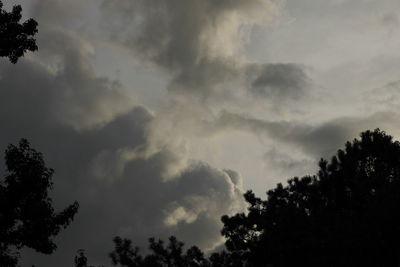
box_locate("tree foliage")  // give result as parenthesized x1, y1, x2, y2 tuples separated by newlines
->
(75, 249, 102, 267)
(109, 236, 210, 267)
(0, 139, 79, 266)
(221, 129, 400, 267)
(0, 1, 38, 63)
(107, 235, 262, 267)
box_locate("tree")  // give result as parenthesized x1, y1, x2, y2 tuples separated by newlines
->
(0, 1, 38, 63)
(109, 236, 210, 267)
(75, 249, 103, 267)
(75, 249, 91, 267)
(107, 235, 251, 267)
(0, 139, 79, 267)
(221, 129, 400, 267)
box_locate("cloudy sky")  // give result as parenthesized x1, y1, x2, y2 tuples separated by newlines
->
(2, 0, 400, 266)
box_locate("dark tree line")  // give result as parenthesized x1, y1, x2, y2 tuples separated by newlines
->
(221, 129, 400, 267)
(75, 235, 241, 267)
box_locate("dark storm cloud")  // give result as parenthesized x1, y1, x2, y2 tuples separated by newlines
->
(0, 10, 246, 267)
(100, 0, 312, 101)
(247, 63, 311, 99)
(0, 66, 245, 267)
(0, 28, 134, 131)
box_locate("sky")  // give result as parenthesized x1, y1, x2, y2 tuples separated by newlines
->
(2, 0, 400, 266)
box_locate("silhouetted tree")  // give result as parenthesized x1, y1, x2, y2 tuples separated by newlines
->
(208, 250, 245, 267)
(75, 249, 103, 267)
(75, 249, 91, 267)
(221, 129, 400, 267)
(108, 235, 250, 267)
(0, 139, 79, 266)
(110, 236, 209, 267)
(0, 1, 38, 63)
(109, 237, 142, 267)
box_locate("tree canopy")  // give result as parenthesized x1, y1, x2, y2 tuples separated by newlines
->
(0, 139, 79, 267)
(109, 236, 209, 267)
(221, 129, 400, 267)
(0, 1, 38, 63)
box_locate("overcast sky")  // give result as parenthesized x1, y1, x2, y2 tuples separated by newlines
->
(2, 0, 400, 266)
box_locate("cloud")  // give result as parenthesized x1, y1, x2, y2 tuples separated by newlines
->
(0, 4, 247, 266)
(364, 80, 400, 112)
(210, 110, 400, 159)
(381, 13, 399, 29)
(101, 0, 280, 65)
(0, 29, 134, 131)
(246, 63, 312, 99)
(263, 147, 315, 179)
(100, 0, 312, 102)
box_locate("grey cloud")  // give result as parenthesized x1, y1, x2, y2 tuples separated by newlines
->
(212, 111, 400, 159)
(246, 63, 311, 99)
(61, 150, 244, 266)
(381, 13, 399, 29)
(100, 0, 313, 102)
(224, 169, 243, 188)
(0, 27, 135, 131)
(18, 139, 245, 267)
(287, 0, 398, 20)
(263, 148, 315, 178)
(0, 14, 246, 267)
(101, 0, 271, 68)
(100, 0, 249, 96)
(162, 164, 245, 248)
(31, 0, 82, 26)
(364, 80, 400, 112)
